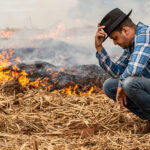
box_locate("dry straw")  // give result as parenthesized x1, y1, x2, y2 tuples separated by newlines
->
(0, 80, 149, 150)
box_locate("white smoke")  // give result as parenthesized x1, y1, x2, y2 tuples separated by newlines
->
(69, 0, 150, 24)
(0, 27, 97, 67)
(0, 0, 77, 29)
(1, 0, 147, 67)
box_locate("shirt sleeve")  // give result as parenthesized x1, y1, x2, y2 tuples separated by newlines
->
(119, 28, 150, 87)
(96, 48, 129, 78)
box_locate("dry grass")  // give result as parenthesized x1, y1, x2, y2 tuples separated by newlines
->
(0, 81, 149, 150)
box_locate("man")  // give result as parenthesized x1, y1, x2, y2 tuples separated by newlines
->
(95, 8, 150, 121)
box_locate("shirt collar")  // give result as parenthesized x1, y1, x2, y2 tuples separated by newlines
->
(124, 21, 145, 52)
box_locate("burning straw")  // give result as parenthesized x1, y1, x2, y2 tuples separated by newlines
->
(0, 49, 100, 95)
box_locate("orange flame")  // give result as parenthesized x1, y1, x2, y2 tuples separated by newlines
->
(0, 49, 94, 95)
(0, 30, 14, 39)
(62, 84, 94, 96)
(15, 57, 21, 63)
(36, 23, 65, 40)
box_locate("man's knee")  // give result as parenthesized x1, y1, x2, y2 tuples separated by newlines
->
(122, 77, 138, 94)
(103, 78, 113, 92)
(103, 78, 118, 97)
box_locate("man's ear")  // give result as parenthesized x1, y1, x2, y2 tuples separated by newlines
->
(121, 26, 130, 36)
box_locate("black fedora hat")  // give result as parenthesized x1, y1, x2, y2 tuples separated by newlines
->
(100, 8, 132, 41)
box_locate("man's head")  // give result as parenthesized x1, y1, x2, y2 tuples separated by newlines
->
(109, 18, 136, 49)
(100, 8, 136, 49)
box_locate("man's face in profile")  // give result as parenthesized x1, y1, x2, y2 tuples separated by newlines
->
(109, 28, 131, 49)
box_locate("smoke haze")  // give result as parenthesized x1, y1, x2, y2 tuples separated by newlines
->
(0, 0, 149, 66)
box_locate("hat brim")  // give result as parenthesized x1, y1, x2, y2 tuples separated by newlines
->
(103, 9, 132, 42)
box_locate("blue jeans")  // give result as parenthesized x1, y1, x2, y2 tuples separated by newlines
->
(103, 77, 150, 120)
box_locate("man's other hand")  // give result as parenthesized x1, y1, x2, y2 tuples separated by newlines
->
(116, 86, 127, 107)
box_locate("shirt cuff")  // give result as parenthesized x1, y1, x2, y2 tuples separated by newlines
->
(96, 48, 107, 59)
(118, 80, 123, 87)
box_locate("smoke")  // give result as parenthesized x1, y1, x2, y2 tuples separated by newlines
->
(0, 0, 77, 29)
(67, 0, 150, 60)
(0, 0, 99, 67)
(1, 0, 150, 28)
(0, 27, 97, 67)
(69, 0, 150, 24)
(1, 0, 147, 67)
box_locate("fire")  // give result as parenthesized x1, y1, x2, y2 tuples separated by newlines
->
(0, 29, 14, 39)
(34, 20, 85, 41)
(58, 67, 65, 72)
(46, 68, 53, 72)
(15, 57, 21, 63)
(36, 23, 65, 40)
(0, 49, 95, 95)
(18, 70, 30, 86)
(62, 84, 94, 96)
(0, 49, 49, 90)
(51, 72, 59, 79)
(49, 23, 65, 39)
(80, 87, 94, 96)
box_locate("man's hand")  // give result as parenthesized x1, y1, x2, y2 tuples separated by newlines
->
(95, 24, 106, 53)
(116, 86, 127, 107)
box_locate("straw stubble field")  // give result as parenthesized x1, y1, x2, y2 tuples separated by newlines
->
(0, 81, 149, 150)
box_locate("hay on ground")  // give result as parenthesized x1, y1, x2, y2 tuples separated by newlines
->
(0, 81, 149, 150)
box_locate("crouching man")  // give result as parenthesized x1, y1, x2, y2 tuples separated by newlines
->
(95, 8, 150, 123)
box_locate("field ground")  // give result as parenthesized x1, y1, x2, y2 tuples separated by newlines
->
(0, 86, 149, 150)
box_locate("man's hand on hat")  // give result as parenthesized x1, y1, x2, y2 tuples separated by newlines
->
(95, 25, 106, 53)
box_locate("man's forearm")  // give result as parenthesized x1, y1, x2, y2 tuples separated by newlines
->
(96, 46, 103, 53)
(96, 48, 120, 78)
